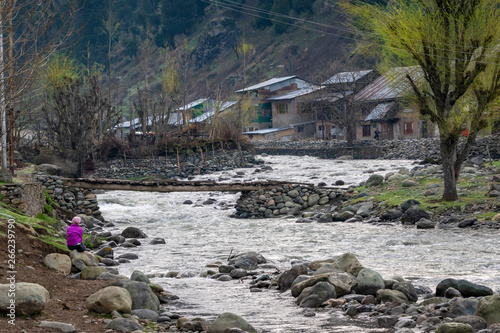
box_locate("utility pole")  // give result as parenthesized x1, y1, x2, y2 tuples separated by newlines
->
(0, 16, 7, 170)
(8, 0, 14, 174)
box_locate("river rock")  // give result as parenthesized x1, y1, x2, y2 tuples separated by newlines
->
(79, 214, 100, 228)
(230, 268, 247, 279)
(86, 286, 132, 313)
(393, 281, 418, 302)
(448, 298, 479, 317)
(80, 266, 107, 280)
(131, 308, 160, 321)
(39, 321, 76, 332)
(278, 264, 308, 291)
(307, 193, 320, 206)
(38, 163, 62, 175)
(291, 272, 357, 298)
(381, 209, 403, 221)
(445, 287, 462, 298)
(401, 199, 421, 212)
(84, 235, 102, 249)
(0, 282, 50, 315)
(356, 268, 385, 296)
(436, 278, 493, 297)
(435, 322, 474, 333)
(121, 226, 147, 238)
(109, 280, 160, 311)
(70, 250, 99, 266)
(365, 174, 384, 187)
(117, 253, 139, 260)
(94, 246, 114, 258)
(130, 270, 150, 283)
(105, 318, 144, 332)
(475, 294, 500, 325)
(453, 316, 487, 332)
(401, 207, 430, 224)
(376, 289, 409, 304)
(378, 315, 399, 328)
(209, 312, 258, 333)
(178, 317, 209, 331)
(297, 282, 337, 308)
(227, 251, 267, 270)
(150, 237, 166, 245)
(43, 253, 72, 275)
(416, 218, 436, 229)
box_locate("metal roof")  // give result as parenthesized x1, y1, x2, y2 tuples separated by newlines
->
(235, 76, 297, 93)
(364, 102, 395, 121)
(178, 98, 209, 110)
(243, 126, 293, 135)
(322, 70, 373, 85)
(189, 101, 238, 123)
(266, 86, 323, 101)
(355, 67, 421, 102)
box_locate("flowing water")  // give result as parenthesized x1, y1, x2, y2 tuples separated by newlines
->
(97, 155, 500, 333)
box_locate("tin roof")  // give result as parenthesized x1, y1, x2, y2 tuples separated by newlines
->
(355, 67, 421, 102)
(243, 126, 293, 135)
(235, 76, 297, 93)
(178, 98, 209, 110)
(365, 102, 395, 121)
(190, 101, 238, 123)
(266, 86, 323, 101)
(322, 70, 373, 85)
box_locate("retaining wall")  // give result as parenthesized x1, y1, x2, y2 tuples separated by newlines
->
(0, 183, 45, 217)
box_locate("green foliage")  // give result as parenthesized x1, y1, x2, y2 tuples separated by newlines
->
(44, 53, 83, 92)
(44, 204, 54, 216)
(272, 0, 291, 34)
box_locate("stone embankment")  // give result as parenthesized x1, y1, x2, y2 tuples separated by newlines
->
(0, 183, 45, 217)
(93, 149, 258, 179)
(34, 175, 103, 220)
(252, 136, 500, 160)
(234, 184, 344, 218)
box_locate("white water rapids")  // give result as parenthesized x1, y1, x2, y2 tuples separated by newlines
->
(97, 155, 500, 333)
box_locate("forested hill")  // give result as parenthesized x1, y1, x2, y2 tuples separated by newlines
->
(73, 0, 381, 106)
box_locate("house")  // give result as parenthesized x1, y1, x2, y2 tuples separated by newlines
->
(354, 66, 430, 140)
(242, 127, 295, 141)
(236, 75, 314, 132)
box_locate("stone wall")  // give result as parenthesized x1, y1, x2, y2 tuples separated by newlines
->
(0, 183, 45, 217)
(234, 184, 345, 218)
(34, 175, 103, 220)
(93, 149, 257, 179)
(252, 136, 500, 161)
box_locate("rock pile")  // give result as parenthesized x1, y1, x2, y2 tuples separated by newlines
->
(234, 184, 344, 218)
(252, 136, 500, 161)
(94, 149, 259, 180)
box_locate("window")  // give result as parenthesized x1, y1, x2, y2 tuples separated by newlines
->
(318, 125, 323, 131)
(297, 102, 312, 114)
(404, 122, 414, 134)
(363, 125, 371, 137)
(276, 103, 288, 114)
(297, 126, 304, 133)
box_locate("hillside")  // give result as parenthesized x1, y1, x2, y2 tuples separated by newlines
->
(83, 0, 378, 113)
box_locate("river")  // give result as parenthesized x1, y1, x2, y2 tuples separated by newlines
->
(96, 155, 500, 333)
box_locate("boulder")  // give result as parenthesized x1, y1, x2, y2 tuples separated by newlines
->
(86, 286, 132, 313)
(277, 264, 308, 291)
(79, 214, 101, 228)
(436, 278, 493, 298)
(376, 289, 409, 304)
(150, 237, 166, 245)
(310, 253, 364, 276)
(401, 199, 421, 212)
(109, 280, 160, 311)
(0, 282, 49, 315)
(177, 317, 209, 332)
(401, 207, 430, 224)
(381, 209, 403, 221)
(416, 218, 436, 229)
(448, 298, 479, 317)
(208, 312, 258, 333)
(393, 282, 418, 302)
(435, 322, 473, 333)
(474, 294, 500, 326)
(121, 226, 147, 238)
(131, 309, 160, 321)
(227, 251, 266, 270)
(43, 253, 72, 275)
(105, 318, 144, 332)
(81, 266, 107, 280)
(356, 268, 385, 296)
(297, 282, 336, 308)
(291, 272, 357, 298)
(365, 174, 384, 187)
(38, 163, 62, 175)
(453, 316, 487, 332)
(130, 270, 150, 283)
(70, 250, 99, 266)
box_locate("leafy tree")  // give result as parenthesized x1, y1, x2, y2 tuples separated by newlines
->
(342, 0, 500, 201)
(291, 0, 314, 14)
(253, 0, 274, 29)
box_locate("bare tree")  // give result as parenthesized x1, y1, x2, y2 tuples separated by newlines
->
(0, 0, 75, 175)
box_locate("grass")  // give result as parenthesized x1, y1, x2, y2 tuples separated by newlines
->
(350, 166, 499, 217)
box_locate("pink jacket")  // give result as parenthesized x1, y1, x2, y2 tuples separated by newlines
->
(67, 224, 83, 246)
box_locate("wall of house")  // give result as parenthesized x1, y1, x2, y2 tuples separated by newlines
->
(316, 121, 346, 140)
(271, 99, 316, 128)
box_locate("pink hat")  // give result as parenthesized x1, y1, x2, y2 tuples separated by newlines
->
(72, 216, 81, 224)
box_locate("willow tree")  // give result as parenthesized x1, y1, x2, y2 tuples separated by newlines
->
(342, 0, 500, 201)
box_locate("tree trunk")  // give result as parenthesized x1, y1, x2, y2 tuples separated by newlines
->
(440, 140, 458, 201)
(346, 124, 355, 147)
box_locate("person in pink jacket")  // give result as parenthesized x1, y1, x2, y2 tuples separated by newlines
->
(67, 216, 86, 252)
